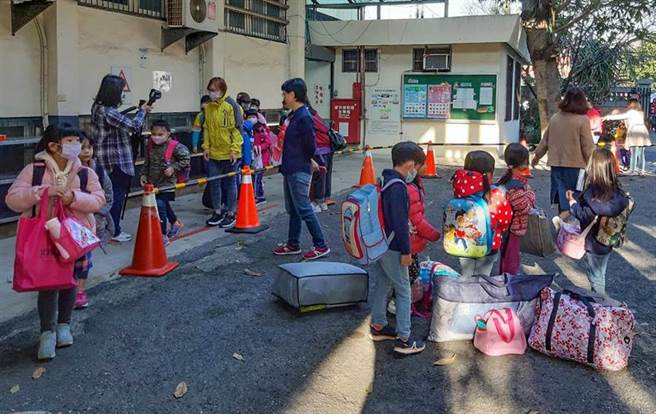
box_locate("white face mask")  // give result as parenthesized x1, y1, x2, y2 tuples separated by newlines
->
(405, 168, 418, 183)
(151, 135, 168, 145)
(209, 91, 223, 101)
(61, 143, 82, 160)
(247, 117, 258, 124)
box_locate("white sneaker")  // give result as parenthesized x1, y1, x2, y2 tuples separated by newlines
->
(111, 232, 132, 242)
(320, 202, 328, 211)
(387, 299, 397, 315)
(311, 202, 322, 213)
(552, 216, 561, 233)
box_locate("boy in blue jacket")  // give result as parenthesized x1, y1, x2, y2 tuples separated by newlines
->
(369, 141, 425, 355)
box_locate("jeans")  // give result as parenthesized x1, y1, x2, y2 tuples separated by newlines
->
(459, 252, 499, 277)
(371, 250, 411, 339)
(283, 172, 326, 248)
(109, 168, 133, 236)
(254, 171, 265, 200)
(585, 252, 610, 294)
(156, 192, 177, 236)
(208, 159, 238, 213)
(499, 233, 522, 275)
(325, 153, 333, 198)
(630, 146, 646, 173)
(38, 287, 77, 332)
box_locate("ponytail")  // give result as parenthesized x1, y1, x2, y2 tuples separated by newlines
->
(497, 168, 513, 185)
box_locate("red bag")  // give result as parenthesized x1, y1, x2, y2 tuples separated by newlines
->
(13, 188, 76, 292)
(46, 199, 100, 263)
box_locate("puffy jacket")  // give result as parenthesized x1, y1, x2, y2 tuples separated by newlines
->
(408, 178, 440, 254)
(6, 152, 106, 234)
(253, 123, 273, 166)
(452, 169, 512, 252)
(203, 91, 243, 161)
(142, 139, 191, 189)
(309, 109, 331, 154)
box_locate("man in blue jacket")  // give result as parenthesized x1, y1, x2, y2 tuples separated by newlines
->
(273, 78, 330, 260)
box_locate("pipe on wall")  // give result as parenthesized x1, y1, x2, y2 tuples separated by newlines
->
(34, 18, 48, 129)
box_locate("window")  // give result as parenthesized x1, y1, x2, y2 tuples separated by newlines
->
(505, 55, 522, 121)
(224, 0, 287, 42)
(78, 0, 164, 19)
(412, 47, 451, 72)
(342, 49, 378, 73)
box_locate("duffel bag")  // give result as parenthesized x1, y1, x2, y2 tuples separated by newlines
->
(528, 287, 635, 371)
(427, 273, 554, 342)
(520, 208, 556, 257)
(272, 262, 368, 312)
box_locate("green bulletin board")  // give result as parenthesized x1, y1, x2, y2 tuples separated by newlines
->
(402, 74, 497, 121)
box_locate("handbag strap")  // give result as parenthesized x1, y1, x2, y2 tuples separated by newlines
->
(546, 291, 596, 364)
(490, 308, 515, 343)
(579, 216, 599, 239)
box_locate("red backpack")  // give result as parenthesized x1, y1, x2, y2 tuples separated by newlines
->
(147, 139, 190, 184)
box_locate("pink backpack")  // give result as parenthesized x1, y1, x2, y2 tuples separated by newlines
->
(474, 308, 527, 356)
(147, 139, 190, 183)
(556, 217, 597, 259)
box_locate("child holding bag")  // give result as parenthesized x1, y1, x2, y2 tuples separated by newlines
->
(6, 125, 105, 360)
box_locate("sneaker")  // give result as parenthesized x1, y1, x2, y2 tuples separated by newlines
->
(219, 213, 236, 228)
(303, 246, 330, 261)
(56, 323, 74, 348)
(74, 291, 89, 309)
(38, 331, 56, 360)
(311, 202, 322, 213)
(320, 202, 328, 211)
(273, 243, 302, 256)
(206, 212, 224, 226)
(552, 216, 561, 233)
(256, 198, 267, 206)
(111, 232, 132, 242)
(387, 299, 397, 315)
(163, 236, 170, 246)
(394, 337, 426, 355)
(369, 325, 397, 342)
(167, 220, 184, 238)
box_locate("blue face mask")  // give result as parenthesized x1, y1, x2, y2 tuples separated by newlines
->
(405, 168, 417, 183)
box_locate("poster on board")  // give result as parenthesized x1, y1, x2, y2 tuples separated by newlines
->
(427, 83, 451, 119)
(110, 66, 132, 105)
(402, 84, 427, 118)
(367, 87, 401, 137)
(153, 71, 172, 93)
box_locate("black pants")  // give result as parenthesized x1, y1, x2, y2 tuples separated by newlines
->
(38, 288, 76, 332)
(156, 192, 177, 236)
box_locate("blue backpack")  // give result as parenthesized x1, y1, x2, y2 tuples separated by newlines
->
(341, 177, 405, 265)
(443, 193, 493, 258)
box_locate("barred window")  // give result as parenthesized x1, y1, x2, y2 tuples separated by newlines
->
(78, 0, 165, 19)
(224, 0, 288, 43)
(342, 49, 378, 73)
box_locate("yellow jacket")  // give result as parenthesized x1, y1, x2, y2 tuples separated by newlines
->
(202, 94, 243, 161)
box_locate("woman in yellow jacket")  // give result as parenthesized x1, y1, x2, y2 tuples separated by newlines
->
(203, 77, 243, 228)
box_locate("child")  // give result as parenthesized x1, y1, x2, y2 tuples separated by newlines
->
(307, 104, 331, 213)
(76, 133, 115, 309)
(497, 143, 536, 275)
(369, 141, 425, 356)
(191, 95, 211, 154)
(566, 148, 629, 294)
(6, 124, 105, 360)
(140, 120, 191, 245)
(253, 121, 272, 204)
(451, 151, 512, 277)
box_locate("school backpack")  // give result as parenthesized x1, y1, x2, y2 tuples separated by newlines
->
(147, 139, 190, 184)
(341, 177, 405, 265)
(442, 193, 493, 258)
(595, 192, 635, 248)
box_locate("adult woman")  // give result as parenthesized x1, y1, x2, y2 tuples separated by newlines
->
(272, 78, 330, 260)
(604, 98, 652, 176)
(531, 87, 595, 220)
(91, 74, 152, 242)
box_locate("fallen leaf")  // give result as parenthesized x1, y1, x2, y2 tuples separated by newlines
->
(235, 241, 246, 251)
(366, 383, 373, 394)
(32, 367, 46, 380)
(173, 382, 188, 399)
(9, 385, 19, 394)
(433, 352, 457, 366)
(232, 352, 244, 362)
(243, 268, 263, 277)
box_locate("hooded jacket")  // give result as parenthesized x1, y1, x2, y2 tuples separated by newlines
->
(408, 178, 440, 254)
(6, 152, 106, 233)
(452, 169, 512, 252)
(570, 187, 629, 255)
(381, 169, 410, 255)
(203, 91, 244, 161)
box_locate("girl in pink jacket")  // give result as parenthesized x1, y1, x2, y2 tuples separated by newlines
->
(6, 125, 105, 360)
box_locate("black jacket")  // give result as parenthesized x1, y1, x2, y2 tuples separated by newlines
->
(381, 169, 410, 255)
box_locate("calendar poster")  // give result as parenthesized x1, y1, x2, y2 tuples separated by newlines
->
(402, 84, 427, 118)
(427, 83, 451, 119)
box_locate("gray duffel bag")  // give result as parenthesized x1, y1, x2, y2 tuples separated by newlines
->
(427, 273, 554, 342)
(272, 262, 368, 312)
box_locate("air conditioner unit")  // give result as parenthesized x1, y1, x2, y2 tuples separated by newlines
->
(166, 0, 218, 33)
(423, 53, 450, 71)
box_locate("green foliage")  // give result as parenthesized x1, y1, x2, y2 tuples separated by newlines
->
(627, 41, 656, 81)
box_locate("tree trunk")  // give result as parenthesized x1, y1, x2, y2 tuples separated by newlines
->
(525, 26, 562, 132)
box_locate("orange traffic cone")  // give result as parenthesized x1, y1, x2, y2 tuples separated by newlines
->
(358, 146, 376, 187)
(120, 184, 179, 277)
(423, 142, 441, 179)
(226, 166, 269, 234)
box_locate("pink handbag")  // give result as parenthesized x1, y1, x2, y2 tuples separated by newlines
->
(46, 199, 100, 263)
(13, 188, 76, 292)
(474, 308, 527, 356)
(556, 217, 597, 260)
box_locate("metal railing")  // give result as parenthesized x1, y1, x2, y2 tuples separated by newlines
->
(78, 0, 166, 20)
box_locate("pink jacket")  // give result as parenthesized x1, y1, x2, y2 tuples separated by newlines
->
(6, 153, 106, 233)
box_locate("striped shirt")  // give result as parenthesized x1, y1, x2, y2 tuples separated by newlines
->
(505, 175, 536, 236)
(91, 103, 146, 177)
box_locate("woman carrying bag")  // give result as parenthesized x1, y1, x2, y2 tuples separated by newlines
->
(6, 125, 105, 360)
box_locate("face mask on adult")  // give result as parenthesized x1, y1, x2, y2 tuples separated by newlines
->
(209, 91, 223, 101)
(61, 143, 82, 161)
(405, 167, 418, 183)
(151, 135, 168, 145)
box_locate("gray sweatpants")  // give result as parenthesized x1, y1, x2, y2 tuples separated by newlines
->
(38, 288, 77, 333)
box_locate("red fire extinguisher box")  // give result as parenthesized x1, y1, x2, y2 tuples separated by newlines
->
(330, 98, 361, 145)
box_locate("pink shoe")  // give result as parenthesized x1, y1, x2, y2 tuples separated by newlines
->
(273, 243, 302, 256)
(303, 246, 330, 261)
(74, 290, 89, 309)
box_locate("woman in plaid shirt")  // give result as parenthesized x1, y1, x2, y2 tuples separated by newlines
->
(91, 74, 152, 242)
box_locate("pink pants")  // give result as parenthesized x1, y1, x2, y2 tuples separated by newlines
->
(500, 232, 522, 275)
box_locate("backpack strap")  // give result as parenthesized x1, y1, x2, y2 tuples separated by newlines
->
(31, 162, 46, 217)
(380, 177, 405, 192)
(164, 140, 178, 163)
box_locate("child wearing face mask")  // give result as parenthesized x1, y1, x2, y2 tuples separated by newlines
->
(251, 119, 273, 205)
(140, 120, 191, 245)
(6, 124, 105, 360)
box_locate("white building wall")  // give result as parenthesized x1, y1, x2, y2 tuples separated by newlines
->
(305, 60, 332, 119)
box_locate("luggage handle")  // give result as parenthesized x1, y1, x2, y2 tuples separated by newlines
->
(546, 290, 596, 364)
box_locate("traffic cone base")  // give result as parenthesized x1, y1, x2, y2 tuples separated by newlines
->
(228, 166, 269, 234)
(119, 184, 179, 277)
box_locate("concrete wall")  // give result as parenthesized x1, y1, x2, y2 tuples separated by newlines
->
(305, 60, 332, 119)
